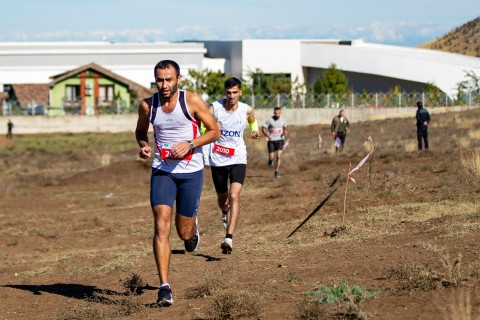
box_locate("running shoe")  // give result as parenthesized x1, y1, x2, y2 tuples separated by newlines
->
(184, 218, 200, 252)
(268, 160, 274, 168)
(157, 286, 174, 307)
(274, 171, 280, 178)
(221, 237, 233, 254)
(222, 206, 230, 230)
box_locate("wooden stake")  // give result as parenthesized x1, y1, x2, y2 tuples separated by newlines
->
(342, 162, 351, 227)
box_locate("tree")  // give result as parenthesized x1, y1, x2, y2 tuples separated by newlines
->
(312, 64, 348, 95)
(424, 82, 444, 106)
(247, 68, 291, 94)
(181, 69, 229, 98)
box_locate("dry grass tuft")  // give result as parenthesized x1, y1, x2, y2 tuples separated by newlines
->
(435, 288, 474, 320)
(386, 264, 440, 292)
(294, 301, 326, 320)
(460, 148, 480, 177)
(205, 289, 264, 320)
(56, 301, 106, 320)
(121, 273, 145, 295)
(468, 129, 480, 140)
(458, 137, 471, 150)
(421, 243, 463, 287)
(404, 141, 417, 152)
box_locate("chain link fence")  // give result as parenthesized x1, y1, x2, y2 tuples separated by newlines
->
(3, 91, 480, 116)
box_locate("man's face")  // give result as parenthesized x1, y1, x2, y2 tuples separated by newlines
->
(155, 66, 181, 99)
(273, 109, 281, 119)
(225, 86, 241, 106)
(339, 110, 345, 117)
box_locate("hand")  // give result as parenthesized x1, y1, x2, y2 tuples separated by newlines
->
(332, 132, 337, 138)
(251, 131, 260, 140)
(139, 146, 151, 159)
(171, 141, 190, 158)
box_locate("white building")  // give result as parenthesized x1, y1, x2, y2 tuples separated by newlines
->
(1, 39, 480, 97)
(203, 39, 480, 97)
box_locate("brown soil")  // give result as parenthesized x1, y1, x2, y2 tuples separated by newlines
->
(1, 108, 480, 319)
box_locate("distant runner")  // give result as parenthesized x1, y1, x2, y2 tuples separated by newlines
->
(331, 109, 350, 153)
(262, 107, 288, 178)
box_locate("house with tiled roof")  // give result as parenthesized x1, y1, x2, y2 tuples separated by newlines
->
(49, 62, 153, 115)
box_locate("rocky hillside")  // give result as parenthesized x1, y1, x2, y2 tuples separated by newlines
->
(418, 16, 480, 57)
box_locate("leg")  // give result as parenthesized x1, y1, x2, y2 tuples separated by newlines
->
(175, 170, 203, 251)
(424, 128, 429, 149)
(226, 182, 244, 235)
(417, 130, 423, 150)
(216, 191, 229, 212)
(275, 149, 283, 172)
(152, 205, 172, 286)
(267, 141, 275, 167)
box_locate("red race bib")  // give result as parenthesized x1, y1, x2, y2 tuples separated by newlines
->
(213, 144, 235, 156)
(161, 143, 192, 160)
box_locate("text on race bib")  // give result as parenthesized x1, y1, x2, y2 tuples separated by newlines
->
(213, 144, 235, 156)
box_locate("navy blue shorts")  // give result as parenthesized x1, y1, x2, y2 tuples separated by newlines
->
(150, 169, 204, 217)
(211, 164, 246, 194)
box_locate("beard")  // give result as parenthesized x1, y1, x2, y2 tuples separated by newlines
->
(273, 116, 279, 120)
(158, 83, 178, 99)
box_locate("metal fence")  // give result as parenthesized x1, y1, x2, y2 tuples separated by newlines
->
(3, 91, 480, 116)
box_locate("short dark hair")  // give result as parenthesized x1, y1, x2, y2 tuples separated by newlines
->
(154, 60, 180, 77)
(224, 77, 242, 90)
(416, 101, 423, 108)
(274, 107, 281, 111)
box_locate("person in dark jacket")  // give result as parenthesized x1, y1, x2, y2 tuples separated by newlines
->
(331, 109, 350, 152)
(416, 101, 430, 150)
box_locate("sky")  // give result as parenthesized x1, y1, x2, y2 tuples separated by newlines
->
(0, 0, 478, 47)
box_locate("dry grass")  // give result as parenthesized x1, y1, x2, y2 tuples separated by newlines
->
(56, 301, 107, 320)
(294, 301, 326, 320)
(461, 148, 480, 177)
(404, 140, 417, 152)
(205, 289, 264, 320)
(435, 288, 474, 320)
(468, 129, 480, 140)
(458, 137, 472, 150)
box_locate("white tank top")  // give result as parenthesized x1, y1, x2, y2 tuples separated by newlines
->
(149, 90, 203, 173)
(206, 100, 248, 166)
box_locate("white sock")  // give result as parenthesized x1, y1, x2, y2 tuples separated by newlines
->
(160, 283, 170, 289)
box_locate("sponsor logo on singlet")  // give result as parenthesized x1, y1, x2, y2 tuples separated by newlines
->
(221, 130, 242, 137)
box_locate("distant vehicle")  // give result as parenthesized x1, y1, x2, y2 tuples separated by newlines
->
(26, 105, 46, 115)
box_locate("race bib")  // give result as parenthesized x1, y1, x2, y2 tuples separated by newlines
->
(271, 128, 282, 133)
(161, 143, 192, 160)
(213, 144, 235, 156)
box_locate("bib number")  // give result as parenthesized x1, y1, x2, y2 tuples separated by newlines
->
(161, 143, 192, 160)
(213, 144, 235, 156)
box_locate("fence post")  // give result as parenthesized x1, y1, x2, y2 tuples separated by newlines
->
(351, 93, 354, 108)
(327, 94, 330, 108)
(445, 93, 448, 107)
(251, 95, 255, 108)
(375, 93, 378, 108)
(117, 100, 121, 114)
(302, 95, 305, 108)
(469, 91, 472, 106)
(398, 93, 401, 107)
(277, 94, 280, 108)
(422, 92, 425, 107)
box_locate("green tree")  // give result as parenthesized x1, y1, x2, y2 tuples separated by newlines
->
(247, 68, 291, 94)
(311, 64, 348, 95)
(181, 69, 229, 98)
(424, 82, 444, 106)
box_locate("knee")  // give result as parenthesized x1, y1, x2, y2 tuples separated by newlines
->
(229, 192, 240, 203)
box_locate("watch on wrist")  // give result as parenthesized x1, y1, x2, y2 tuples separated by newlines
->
(188, 141, 195, 149)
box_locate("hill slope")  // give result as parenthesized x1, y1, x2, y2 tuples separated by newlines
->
(418, 16, 480, 57)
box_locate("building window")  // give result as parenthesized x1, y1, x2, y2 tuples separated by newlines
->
(99, 85, 114, 102)
(66, 85, 80, 102)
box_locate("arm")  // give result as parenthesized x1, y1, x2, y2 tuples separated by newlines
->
(171, 93, 220, 158)
(261, 125, 270, 139)
(283, 125, 288, 139)
(247, 105, 260, 140)
(135, 99, 152, 159)
(331, 118, 337, 137)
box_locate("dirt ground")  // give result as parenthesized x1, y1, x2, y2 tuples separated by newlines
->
(1, 107, 480, 319)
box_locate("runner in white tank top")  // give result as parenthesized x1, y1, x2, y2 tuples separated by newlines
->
(135, 60, 220, 307)
(206, 77, 260, 255)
